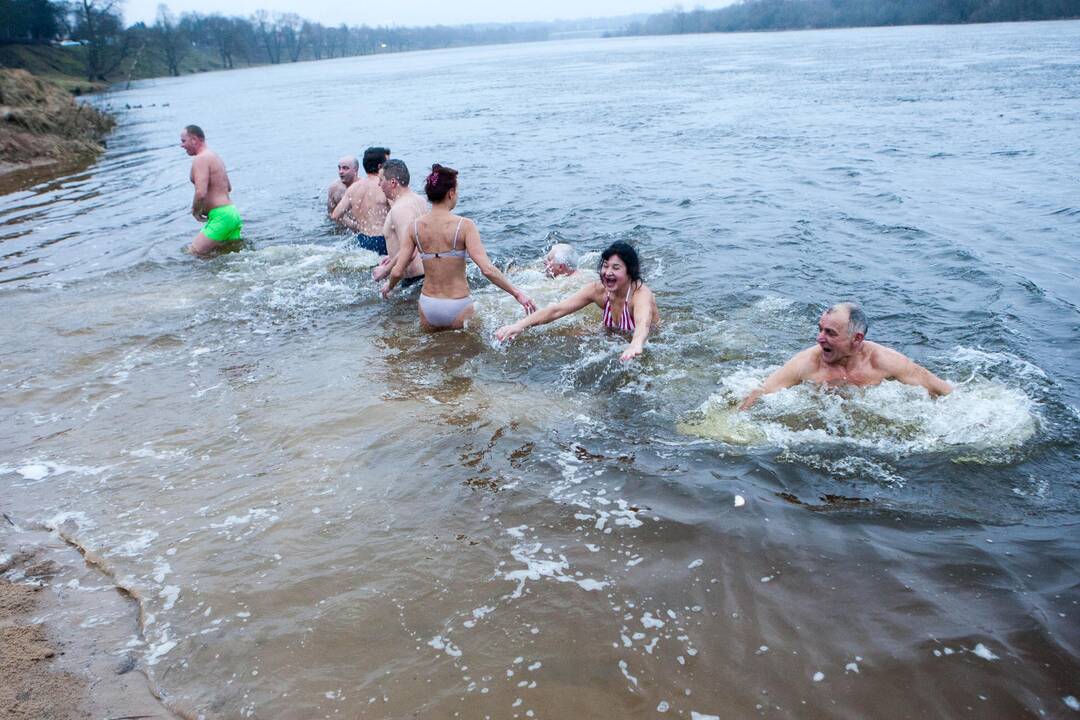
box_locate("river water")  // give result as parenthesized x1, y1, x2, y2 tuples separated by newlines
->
(2, 20, 1079, 719)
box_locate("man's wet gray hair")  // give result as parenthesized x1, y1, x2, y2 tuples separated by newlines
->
(550, 243, 578, 269)
(382, 158, 409, 186)
(828, 302, 868, 337)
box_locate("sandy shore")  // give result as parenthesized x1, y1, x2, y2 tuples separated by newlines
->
(0, 522, 175, 719)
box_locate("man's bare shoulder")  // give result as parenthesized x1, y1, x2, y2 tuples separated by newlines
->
(785, 345, 822, 377)
(865, 341, 911, 371)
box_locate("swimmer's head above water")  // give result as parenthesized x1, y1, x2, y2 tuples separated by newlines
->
(545, 243, 579, 277)
(598, 241, 642, 291)
(425, 164, 458, 206)
(362, 147, 391, 175)
(739, 301, 952, 411)
(818, 301, 868, 366)
(180, 124, 205, 156)
(337, 155, 359, 186)
(379, 159, 410, 201)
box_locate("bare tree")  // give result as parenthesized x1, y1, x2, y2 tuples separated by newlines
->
(71, 0, 133, 80)
(151, 4, 188, 76)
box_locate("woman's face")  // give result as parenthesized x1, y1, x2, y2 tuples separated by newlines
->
(599, 254, 630, 290)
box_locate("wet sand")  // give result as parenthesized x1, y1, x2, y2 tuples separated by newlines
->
(0, 525, 173, 719)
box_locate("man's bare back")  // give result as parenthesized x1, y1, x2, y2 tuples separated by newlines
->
(332, 176, 389, 237)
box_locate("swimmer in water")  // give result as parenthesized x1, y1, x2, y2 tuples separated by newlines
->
(332, 146, 391, 254)
(496, 241, 659, 361)
(738, 301, 953, 410)
(180, 124, 242, 257)
(327, 155, 359, 222)
(382, 163, 536, 330)
(544, 243, 579, 278)
(372, 159, 425, 288)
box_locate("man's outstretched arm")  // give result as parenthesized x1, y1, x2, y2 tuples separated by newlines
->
(739, 350, 814, 411)
(887, 352, 953, 397)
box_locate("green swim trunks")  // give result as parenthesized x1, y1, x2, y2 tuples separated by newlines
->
(202, 204, 243, 243)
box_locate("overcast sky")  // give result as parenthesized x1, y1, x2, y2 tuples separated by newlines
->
(123, 0, 719, 29)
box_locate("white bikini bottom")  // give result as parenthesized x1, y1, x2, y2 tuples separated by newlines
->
(419, 294, 475, 327)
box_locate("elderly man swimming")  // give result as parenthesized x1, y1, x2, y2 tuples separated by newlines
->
(739, 302, 953, 410)
(544, 243, 579, 278)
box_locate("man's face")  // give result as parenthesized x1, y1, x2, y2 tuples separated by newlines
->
(544, 250, 560, 278)
(816, 310, 859, 365)
(338, 161, 357, 185)
(180, 131, 199, 156)
(378, 171, 396, 198)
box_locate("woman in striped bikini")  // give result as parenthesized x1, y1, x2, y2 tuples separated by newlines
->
(495, 241, 659, 361)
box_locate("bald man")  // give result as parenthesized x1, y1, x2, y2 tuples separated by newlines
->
(739, 302, 953, 410)
(327, 155, 359, 223)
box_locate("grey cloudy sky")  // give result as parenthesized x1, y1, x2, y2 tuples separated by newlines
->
(123, 0, 716, 28)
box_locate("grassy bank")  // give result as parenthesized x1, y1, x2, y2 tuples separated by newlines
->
(0, 68, 115, 192)
(0, 42, 250, 93)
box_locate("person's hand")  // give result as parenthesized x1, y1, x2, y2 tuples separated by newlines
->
(738, 390, 761, 412)
(372, 258, 391, 282)
(495, 323, 522, 342)
(515, 291, 536, 314)
(381, 281, 392, 299)
(620, 343, 643, 362)
(193, 209, 207, 222)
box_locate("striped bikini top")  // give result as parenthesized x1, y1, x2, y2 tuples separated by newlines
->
(414, 217, 468, 260)
(603, 285, 635, 333)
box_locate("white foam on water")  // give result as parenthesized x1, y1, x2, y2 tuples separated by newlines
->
(428, 635, 462, 658)
(5, 460, 110, 484)
(971, 643, 999, 661)
(734, 494, 745, 507)
(687, 559, 703, 569)
(681, 371, 1038, 458)
(813, 671, 825, 682)
(115, 529, 159, 556)
(617, 659, 638, 687)
(160, 585, 180, 610)
(641, 612, 665, 629)
(502, 542, 608, 599)
(691, 712, 720, 720)
(1063, 696, 1079, 711)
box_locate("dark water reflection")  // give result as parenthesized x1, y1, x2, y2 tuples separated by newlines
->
(1, 21, 1079, 719)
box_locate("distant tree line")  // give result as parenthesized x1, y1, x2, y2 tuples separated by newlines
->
(0, 0, 549, 81)
(617, 0, 1080, 36)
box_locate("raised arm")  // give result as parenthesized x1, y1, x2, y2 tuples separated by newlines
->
(462, 220, 535, 314)
(620, 284, 657, 361)
(495, 284, 597, 342)
(739, 349, 815, 411)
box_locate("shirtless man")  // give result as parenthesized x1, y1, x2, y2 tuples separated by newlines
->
(181, 125, 241, 257)
(544, 243, 579, 278)
(739, 302, 953, 410)
(372, 159, 425, 287)
(331, 146, 391, 254)
(327, 155, 359, 222)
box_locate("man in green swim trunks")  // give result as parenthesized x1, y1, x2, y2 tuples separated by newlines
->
(180, 124, 242, 257)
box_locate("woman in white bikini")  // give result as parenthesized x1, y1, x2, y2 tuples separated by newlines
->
(382, 164, 535, 330)
(495, 241, 659, 361)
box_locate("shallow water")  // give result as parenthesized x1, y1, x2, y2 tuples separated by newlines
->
(2, 21, 1079, 719)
